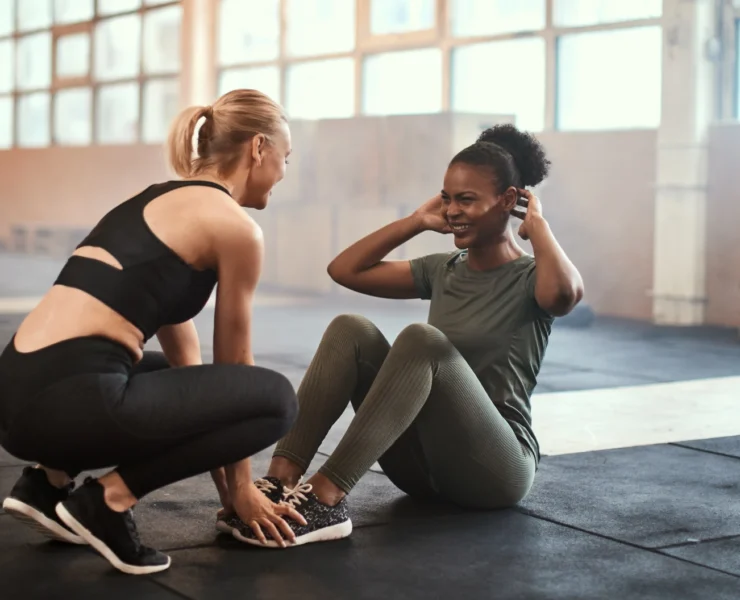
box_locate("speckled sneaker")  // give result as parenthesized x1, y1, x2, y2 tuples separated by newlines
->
(232, 482, 352, 548)
(215, 477, 287, 535)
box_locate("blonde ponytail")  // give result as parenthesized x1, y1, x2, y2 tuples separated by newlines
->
(166, 105, 209, 178)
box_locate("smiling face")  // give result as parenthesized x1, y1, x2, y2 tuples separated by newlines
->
(441, 162, 518, 249)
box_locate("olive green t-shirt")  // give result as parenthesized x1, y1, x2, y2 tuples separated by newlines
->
(409, 250, 554, 462)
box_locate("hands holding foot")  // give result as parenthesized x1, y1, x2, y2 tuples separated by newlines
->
(232, 481, 307, 548)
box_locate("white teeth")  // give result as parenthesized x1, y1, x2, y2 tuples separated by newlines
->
(450, 224, 470, 231)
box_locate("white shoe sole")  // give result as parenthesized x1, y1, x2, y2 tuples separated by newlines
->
(232, 519, 353, 548)
(55, 503, 171, 575)
(2, 497, 86, 545)
(215, 519, 236, 534)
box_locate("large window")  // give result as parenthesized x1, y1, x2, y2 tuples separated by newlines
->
(0, 0, 182, 149)
(363, 48, 442, 116)
(213, 0, 663, 132)
(449, 0, 545, 38)
(451, 37, 546, 131)
(557, 26, 662, 131)
(553, 0, 662, 28)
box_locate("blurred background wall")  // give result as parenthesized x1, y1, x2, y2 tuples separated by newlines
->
(0, 0, 738, 327)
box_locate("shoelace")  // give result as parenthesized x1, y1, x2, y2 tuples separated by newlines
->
(254, 478, 277, 494)
(123, 509, 142, 549)
(280, 482, 313, 509)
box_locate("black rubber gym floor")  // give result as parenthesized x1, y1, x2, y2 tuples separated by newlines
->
(1, 262, 740, 597)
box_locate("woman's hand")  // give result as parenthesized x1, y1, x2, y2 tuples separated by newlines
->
(510, 188, 545, 241)
(232, 482, 307, 548)
(412, 194, 452, 234)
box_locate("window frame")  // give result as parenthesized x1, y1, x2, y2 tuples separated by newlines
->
(212, 0, 665, 130)
(0, 0, 183, 149)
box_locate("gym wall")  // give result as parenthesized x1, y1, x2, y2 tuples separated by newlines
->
(705, 122, 740, 328)
(0, 116, 656, 322)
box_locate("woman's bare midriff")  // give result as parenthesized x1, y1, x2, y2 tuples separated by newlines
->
(13, 247, 146, 361)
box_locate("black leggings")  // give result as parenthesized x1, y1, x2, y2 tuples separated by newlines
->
(0, 336, 297, 498)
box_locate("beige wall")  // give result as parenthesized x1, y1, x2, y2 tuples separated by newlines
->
(536, 130, 657, 321)
(706, 123, 740, 327)
(0, 117, 658, 321)
(0, 145, 170, 252)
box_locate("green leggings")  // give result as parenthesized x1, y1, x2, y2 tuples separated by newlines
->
(273, 314, 536, 509)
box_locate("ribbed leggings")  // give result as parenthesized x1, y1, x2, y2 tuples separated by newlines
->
(273, 315, 536, 509)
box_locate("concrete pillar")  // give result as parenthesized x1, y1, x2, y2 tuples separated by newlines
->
(651, 0, 718, 325)
(180, 0, 217, 108)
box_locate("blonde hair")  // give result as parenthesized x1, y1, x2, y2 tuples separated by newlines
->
(167, 89, 287, 178)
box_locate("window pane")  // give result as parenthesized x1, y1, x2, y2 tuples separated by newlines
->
(0, 95, 12, 148)
(452, 38, 545, 131)
(56, 33, 90, 78)
(54, 0, 94, 24)
(370, 0, 434, 35)
(363, 48, 442, 116)
(554, 0, 661, 27)
(286, 58, 354, 120)
(143, 5, 181, 74)
(0, 40, 13, 93)
(218, 66, 280, 101)
(95, 15, 142, 80)
(98, 0, 141, 16)
(97, 82, 140, 143)
(18, 92, 50, 147)
(0, 0, 15, 37)
(142, 77, 179, 143)
(557, 26, 662, 130)
(285, 0, 355, 57)
(218, 0, 279, 65)
(17, 0, 52, 32)
(17, 33, 52, 91)
(450, 0, 545, 37)
(54, 87, 91, 145)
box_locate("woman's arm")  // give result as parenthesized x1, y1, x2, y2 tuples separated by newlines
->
(156, 320, 202, 367)
(514, 189, 584, 317)
(328, 195, 450, 298)
(201, 209, 264, 513)
(211, 213, 263, 366)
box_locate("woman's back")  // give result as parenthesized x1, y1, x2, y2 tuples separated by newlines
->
(13, 180, 240, 360)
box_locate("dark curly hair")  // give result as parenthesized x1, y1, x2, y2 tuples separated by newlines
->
(449, 123, 551, 193)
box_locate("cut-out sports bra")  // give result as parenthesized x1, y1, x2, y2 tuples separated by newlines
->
(54, 180, 229, 341)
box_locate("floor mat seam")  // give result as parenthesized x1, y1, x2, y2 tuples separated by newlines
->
(669, 443, 740, 461)
(512, 509, 740, 580)
(146, 577, 197, 600)
(655, 533, 740, 550)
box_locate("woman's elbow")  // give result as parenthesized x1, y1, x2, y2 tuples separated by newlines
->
(539, 282, 584, 317)
(327, 260, 342, 283)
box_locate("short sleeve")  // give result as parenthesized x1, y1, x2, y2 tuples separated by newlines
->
(524, 260, 538, 299)
(409, 252, 453, 300)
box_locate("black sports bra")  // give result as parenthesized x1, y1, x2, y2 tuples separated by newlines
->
(54, 180, 228, 341)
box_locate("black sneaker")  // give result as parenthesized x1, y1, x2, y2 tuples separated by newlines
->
(233, 482, 352, 548)
(216, 476, 290, 535)
(2, 466, 85, 545)
(55, 478, 171, 575)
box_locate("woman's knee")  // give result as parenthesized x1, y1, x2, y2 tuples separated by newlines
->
(394, 323, 453, 358)
(326, 314, 381, 340)
(245, 367, 298, 437)
(323, 314, 389, 356)
(270, 371, 299, 434)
